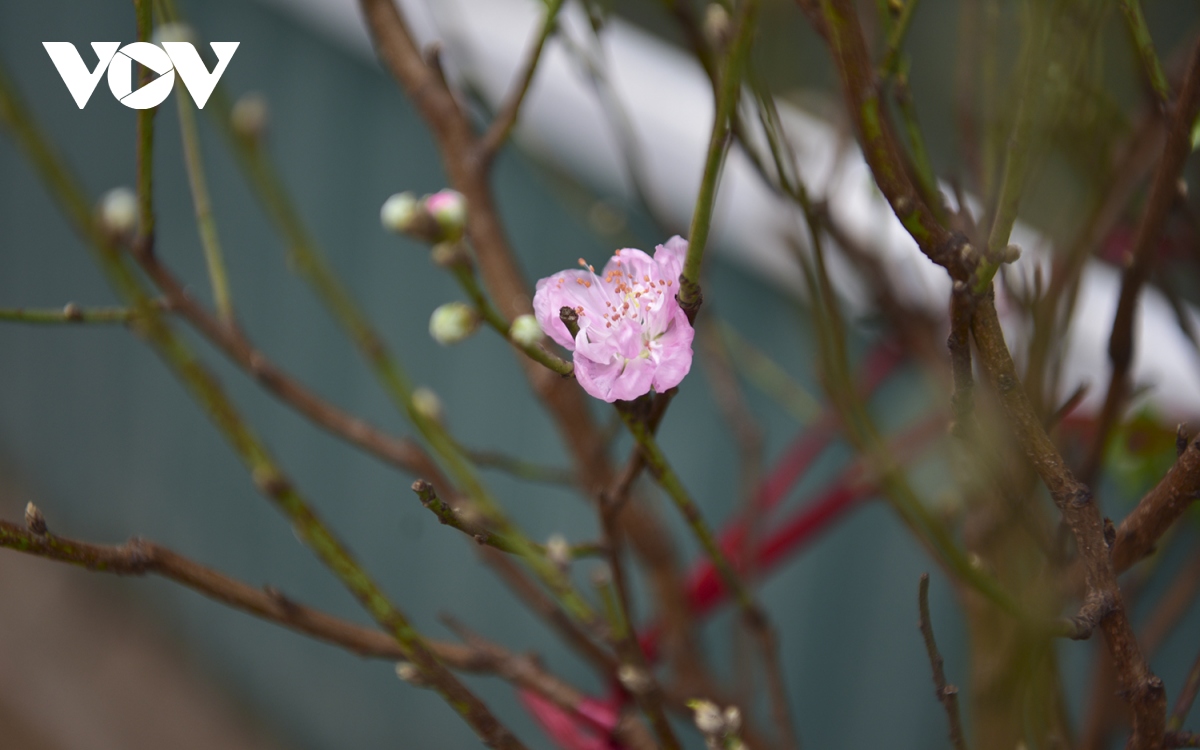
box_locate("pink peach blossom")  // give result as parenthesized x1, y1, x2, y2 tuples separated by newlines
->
(533, 236, 694, 402)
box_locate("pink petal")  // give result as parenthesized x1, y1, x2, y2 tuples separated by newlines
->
(653, 235, 688, 282)
(650, 308, 694, 392)
(533, 270, 607, 349)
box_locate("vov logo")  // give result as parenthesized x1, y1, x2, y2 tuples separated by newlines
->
(43, 41, 239, 110)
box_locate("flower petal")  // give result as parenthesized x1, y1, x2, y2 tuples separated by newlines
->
(650, 307, 695, 392)
(533, 270, 607, 349)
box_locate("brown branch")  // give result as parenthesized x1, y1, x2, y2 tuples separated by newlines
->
(806, 1, 1167, 742)
(1172, 647, 1200, 732)
(478, 0, 565, 162)
(1112, 435, 1200, 574)
(0, 514, 606, 731)
(1168, 731, 1200, 748)
(480, 547, 616, 675)
(918, 573, 968, 750)
(131, 247, 448, 486)
(1081, 547, 1200, 748)
(970, 295, 1166, 747)
(819, 0, 966, 280)
(1081, 38, 1200, 485)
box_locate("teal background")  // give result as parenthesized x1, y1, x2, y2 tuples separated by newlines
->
(1, 1, 1198, 748)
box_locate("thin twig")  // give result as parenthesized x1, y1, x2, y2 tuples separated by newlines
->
(877, 0, 921, 78)
(0, 304, 138, 324)
(448, 258, 573, 376)
(0, 515, 627, 744)
(1112, 435, 1200, 573)
(1119, 0, 1172, 109)
(1171, 648, 1200, 732)
(176, 92, 234, 323)
(1082, 39, 1200, 485)
(131, 248, 456, 489)
(478, 0, 566, 161)
(679, 0, 759, 317)
(918, 574, 968, 750)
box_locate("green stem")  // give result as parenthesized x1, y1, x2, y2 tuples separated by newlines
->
(974, 17, 1044, 294)
(679, 0, 759, 313)
(0, 305, 136, 324)
(177, 93, 235, 322)
(135, 0, 156, 241)
(1119, 0, 1171, 108)
(449, 260, 573, 376)
(478, 0, 566, 159)
(617, 407, 754, 612)
(877, 0, 921, 78)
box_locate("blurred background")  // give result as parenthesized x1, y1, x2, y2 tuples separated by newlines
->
(1, 1, 1199, 748)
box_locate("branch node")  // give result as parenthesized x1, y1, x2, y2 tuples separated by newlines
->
(24, 502, 47, 536)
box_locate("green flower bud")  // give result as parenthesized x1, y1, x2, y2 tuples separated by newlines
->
(380, 192, 418, 235)
(509, 314, 543, 348)
(98, 187, 138, 235)
(429, 302, 479, 345)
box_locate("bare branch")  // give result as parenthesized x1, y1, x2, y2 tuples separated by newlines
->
(918, 574, 968, 750)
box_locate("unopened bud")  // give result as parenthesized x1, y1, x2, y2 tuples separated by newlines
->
(688, 699, 724, 734)
(231, 92, 269, 140)
(617, 664, 651, 695)
(98, 187, 138, 235)
(395, 661, 426, 685)
(425, 189, 467, 243)
(24, 502, 46, 535)
(429, 302, 479, 345)
(723, 706, 741, 733)
(411, 386, 443, 423)
(153, 22, 195, 45)
(381, 192, 419, 234)
(1002, 244, 1022, 264)
(545, 533, 570, 569)
(509, 314, 543, 348)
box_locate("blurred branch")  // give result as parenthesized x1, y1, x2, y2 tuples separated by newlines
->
(478, 0, 566, 161)
(970, 297, 1166, 748)
(679, 0, 758, 317)
(918, 574, 968, 750)
(806, 2, 1168, 744)
(1082, 39, 1200, 485)
(1172, 648, 1200, 732)
(0, 304, 139, 324)
(176, 93, 234, 323)
(131, 247, 457, 490)
(1119, 0, 1172, 109)
(0, 513, 630, 745)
